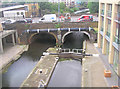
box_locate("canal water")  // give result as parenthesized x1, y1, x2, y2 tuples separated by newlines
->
(2, 32, 86, 87)
(48, 60, 82, 87)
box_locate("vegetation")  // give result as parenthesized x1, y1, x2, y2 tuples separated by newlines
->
(55, 23, 61, 28)
(93, 28, 98, 34)
(87, 2, 99, 13)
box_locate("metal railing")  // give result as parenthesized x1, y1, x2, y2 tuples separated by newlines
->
(107, 10, 112, 18)
(58, 48, 85, 54)
(114, 36, 120, 44)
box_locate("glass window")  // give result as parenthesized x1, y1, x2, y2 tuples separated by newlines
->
(102, 17, 104, 26)
(117, 5, 120, 13)
(17, 12, 19, 15)
(102, 3, 105, 9)
(113, 48, 119, 73)
(101, 36, 103, 48)
(108, 4, 112, 11)
(106, 20, 111, 37)
(106, 41, 109, 55)
(101, 17, 104, 31)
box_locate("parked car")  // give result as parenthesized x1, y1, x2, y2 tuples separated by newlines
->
(25, 18, 32, 23)
(39, 14, 57, 22)
(1, 19, 16, 25)
(77, 15, 93, 22)
(15, 19, 27, 23)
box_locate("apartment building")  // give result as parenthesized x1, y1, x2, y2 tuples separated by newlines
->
(48, 0, 76, 7)
(24, 3, 39, 17)
(98, 0, 120, 77)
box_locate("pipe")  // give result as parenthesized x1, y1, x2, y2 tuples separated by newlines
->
(21, 27, 94, 35)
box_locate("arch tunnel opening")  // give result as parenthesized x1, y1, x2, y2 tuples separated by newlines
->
(26, 32, 56, 60)
(30, 32, 56, 44)
(62, 32, 89, 49)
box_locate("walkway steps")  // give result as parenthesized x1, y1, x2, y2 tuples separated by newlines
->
(20, 48, 58, 88)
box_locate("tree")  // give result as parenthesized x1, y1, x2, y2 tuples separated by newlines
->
(87, 2, 99, 13)
(69, 8, 74, 13)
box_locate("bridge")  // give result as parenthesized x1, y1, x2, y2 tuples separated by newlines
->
(19, 27, 97, 46)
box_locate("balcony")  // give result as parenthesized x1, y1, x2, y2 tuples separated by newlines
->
(106, 31, 110, 37)
(115, 12, 120, 23)
(114, 36, 120, 44)
(107, 10, 112, 18)
(101, 9, 104, 16)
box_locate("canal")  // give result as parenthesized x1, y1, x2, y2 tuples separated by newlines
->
(2, 32, 87, 87)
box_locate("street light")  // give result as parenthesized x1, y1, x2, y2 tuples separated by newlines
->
(58, 0, 60, 22)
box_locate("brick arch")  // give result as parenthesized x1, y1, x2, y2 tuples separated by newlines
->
(28, 32, 58, 44)
(62, 31, 90, 43)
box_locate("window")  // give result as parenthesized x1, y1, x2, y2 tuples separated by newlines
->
(17, 12, 19, 15)
(32, 5, 36, 9)
(117, 5, 120, 21)
(106, 41, 109, 55)
(101, 3, 105, 15)
(101, 17, 104, 31)
(101, 36, 103, 48)
(107, 4, 112, 18)
(114, 23, 120, 44)
(102, 3, 105, 9)
(21, 12, 23, 15)
(25, 6, 29, 11)
(113, 48, 119, 73)
(108, 4, 112, 11)
(106, 20, 111, 37)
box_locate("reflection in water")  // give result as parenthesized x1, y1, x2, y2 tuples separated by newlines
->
(2, 33, 56, 87)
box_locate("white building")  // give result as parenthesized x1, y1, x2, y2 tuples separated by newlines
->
(3, 10, 25, 18)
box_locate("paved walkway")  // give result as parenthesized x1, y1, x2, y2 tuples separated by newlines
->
(82, 41, 108, 87)
(0, 44, 28, 70)
(96, 46, 119, 87)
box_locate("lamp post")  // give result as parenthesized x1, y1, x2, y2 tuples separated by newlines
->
(58, 0, 60, 22)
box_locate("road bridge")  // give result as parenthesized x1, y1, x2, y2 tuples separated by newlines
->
(19, 27, 97, 46)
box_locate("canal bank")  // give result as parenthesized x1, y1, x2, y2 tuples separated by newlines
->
(0, 45, 28, 71)
(2, 41, 56, 87)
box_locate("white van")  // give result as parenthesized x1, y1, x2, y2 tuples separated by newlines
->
(39, 14, 56, 22)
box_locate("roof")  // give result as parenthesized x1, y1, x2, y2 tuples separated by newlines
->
(0, 5, 27, 12)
